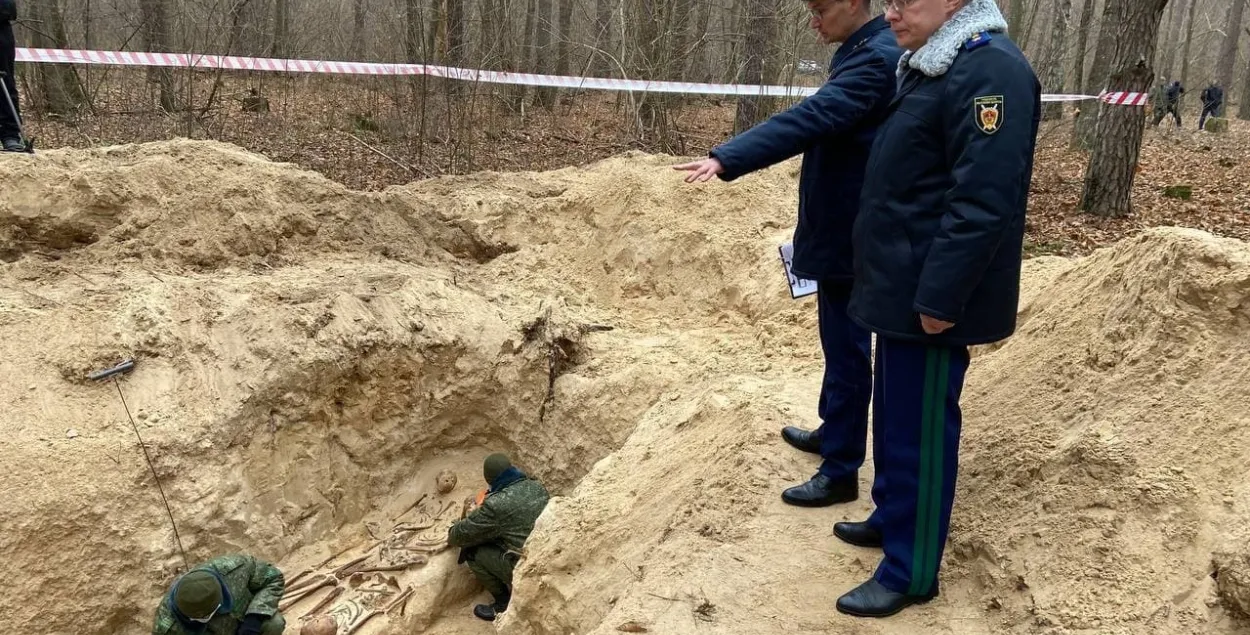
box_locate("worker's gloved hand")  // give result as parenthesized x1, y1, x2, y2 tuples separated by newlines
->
(236, 615, 265, 635)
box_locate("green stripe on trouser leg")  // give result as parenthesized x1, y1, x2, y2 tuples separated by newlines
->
(872, 337, 970, 597)
(907, 348, 938, 596)
(919, 348, 950, 595)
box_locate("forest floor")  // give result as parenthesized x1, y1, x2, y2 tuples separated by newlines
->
(26, 73, 1250, 253)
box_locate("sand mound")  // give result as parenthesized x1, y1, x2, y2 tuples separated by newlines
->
(5, 142, 1250, 635)
(498, 229, 1250, 635)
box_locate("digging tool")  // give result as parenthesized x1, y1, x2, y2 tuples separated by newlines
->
(89, 359, 189, 569)
(0, 71, 33, 154)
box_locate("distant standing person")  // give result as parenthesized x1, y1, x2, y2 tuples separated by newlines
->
(673, 0, 903, 509)
(1152, 79, 1184, 128)
(1199, 83, 1223, 130)
(0, 0, 24, 152)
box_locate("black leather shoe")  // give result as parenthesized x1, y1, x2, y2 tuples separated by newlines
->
(473, 603, 499, 621)
(836, 578, 938, 618)
(781, 426, 821, 454)
(781, 473, 857, 507)
(833, 520, 882, 548)
(472, 591, 510, 621)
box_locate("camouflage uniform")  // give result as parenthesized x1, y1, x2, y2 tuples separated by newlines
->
(448, 470, 550, 597)
(151, 554, 286, 635)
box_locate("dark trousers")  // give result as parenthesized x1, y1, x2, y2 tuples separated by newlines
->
(867, 336, 970, 596)
(1199, 103, 1220, 130)
(813, 281, 873, 480)
(0, 21, 19, 140)
(1153, 103, 1181, 128)
(464, 543, 516, 598)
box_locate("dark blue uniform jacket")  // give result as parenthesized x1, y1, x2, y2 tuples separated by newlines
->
(850, 30, 1040, 346)
(710, 16, 902, 282)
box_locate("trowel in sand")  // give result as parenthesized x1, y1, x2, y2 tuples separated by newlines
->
(0, 71, 34, 154)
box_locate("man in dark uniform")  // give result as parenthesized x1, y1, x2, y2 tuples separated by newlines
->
(832, 0, 1040, 618)
(674, 0, 902, 508)
(1152, 79, 1184, 128)
(1199, 83, 1223, 130)
(0, 0, 23, 152)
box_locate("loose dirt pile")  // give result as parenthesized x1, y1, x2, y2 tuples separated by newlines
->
(2, 141, 1248, 635)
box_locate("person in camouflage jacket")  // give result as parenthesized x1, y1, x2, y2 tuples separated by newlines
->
(448, 453, 550, 622)
(151, 554, 286, 635)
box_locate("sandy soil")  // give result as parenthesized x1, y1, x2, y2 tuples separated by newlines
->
(1, 142, 1247, 635)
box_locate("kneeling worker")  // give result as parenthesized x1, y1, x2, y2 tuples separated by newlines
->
(448, 453, 550, 622)
(151, 554, 286, 634)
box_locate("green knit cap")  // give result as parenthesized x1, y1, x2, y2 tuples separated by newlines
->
(483, 453, 512, 483)
(174, 570, 223, 620)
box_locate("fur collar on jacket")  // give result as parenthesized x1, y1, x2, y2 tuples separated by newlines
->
(898, 0, 1008, 78)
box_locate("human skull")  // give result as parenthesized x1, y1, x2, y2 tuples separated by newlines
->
(300, 615, 338, 635)
(436, 469, 458, 494)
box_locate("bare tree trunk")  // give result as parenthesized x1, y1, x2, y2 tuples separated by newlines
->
(1073, 0, 1118, 149)
(352, 0, 368, 60)
(555, 0, 574, 78)
(1018, 0, 1043, 53)
(1080, 0, 1170, 218)
(734, 0, 778, 133)
(140, 0, 175, 112)
(1042, 0, 1072, 120)
(594, 0, 614, 74)
(516, 0, 538, 105)
(1214, 0, 1247, 106)
(1159, 0, 1186, 80)
(692, 0, 712, 82)
(1072, 0, 1097, 92)
(1179, 0, 1197, 88)
(406, 0, 423, 63)
(533, 0, 556, 107)
(1007, 0, 1026, 36)
(271, 0, 290, 58)
(29, 0, 85, 114)
(447, 0, 466, 65)
(1241, 44, 1250, 119)
(228, 0, 256, 57)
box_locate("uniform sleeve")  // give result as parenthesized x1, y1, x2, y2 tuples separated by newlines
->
(0, 0, 17, 21)
(913, 46, 1038, 323)
(710, 52, 894, 181)
(242, 556, 285, 618)
(447, 500, 503, 548)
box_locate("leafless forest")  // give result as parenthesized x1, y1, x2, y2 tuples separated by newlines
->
(7, 0, 1250, 217)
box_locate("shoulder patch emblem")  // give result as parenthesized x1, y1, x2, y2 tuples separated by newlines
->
(964, 31, 992, 51)
(974, 95, 1004, 135)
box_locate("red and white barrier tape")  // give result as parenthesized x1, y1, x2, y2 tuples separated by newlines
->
(15, 47, 1150, 104)
(1098, 91, 1150, 106)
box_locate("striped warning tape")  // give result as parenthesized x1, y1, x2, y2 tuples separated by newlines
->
(15, 47, 1150, 104)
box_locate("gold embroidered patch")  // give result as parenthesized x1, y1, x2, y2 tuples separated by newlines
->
(974, 95, 1004, 135)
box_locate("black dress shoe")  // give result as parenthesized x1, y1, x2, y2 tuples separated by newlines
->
(781, 473, 857, 507)
(836, 578, 938, 618)
(472, 591, 511, 621)
(473, 603, 499, 621)
(833, 520, 882, 548)
(781, 426, 821, 454)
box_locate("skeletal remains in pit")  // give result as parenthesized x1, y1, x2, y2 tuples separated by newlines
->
(435, 469, 457, 494)
(285, 484, 462, 632)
